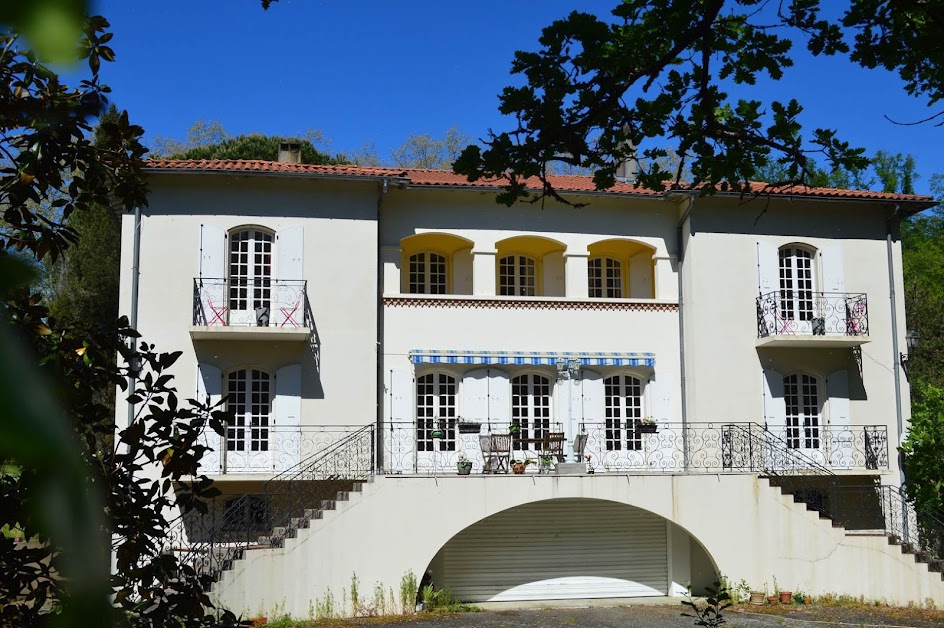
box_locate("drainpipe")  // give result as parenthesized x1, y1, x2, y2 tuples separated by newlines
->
(885, 204, 905, 485)
(375, 179, 390, 472)
(675, 193, 695, 467)
(126, 205, 142, 430)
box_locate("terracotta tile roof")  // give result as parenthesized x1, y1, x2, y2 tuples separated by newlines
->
(143, 159, 935, 204)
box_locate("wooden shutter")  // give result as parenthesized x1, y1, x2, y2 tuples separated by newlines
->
(462, 368, 489, 421)
(542, 251, 565, 297)
(629, 251, 653, 298)
(197, 225, 226, 325)
(763, 370, 786, 432)
(196, 363, 222, 474)
(388, 368, 415, 473)
(581, 371, 605, 424)
(827, 369, 851, 468)
(487, 369, 510, 427)
(648, 370, 674, 423)
(756, 241, 778, 295)
(820, 244, 844, 293)
(274, 364, 302, 472)
(274, 226, 304, 326)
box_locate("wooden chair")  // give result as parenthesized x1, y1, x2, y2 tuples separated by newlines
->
(542, 432, 566, 462)
(484, 434, 512, 474)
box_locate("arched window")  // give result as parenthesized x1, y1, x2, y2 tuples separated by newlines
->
(588, 257, 623, 298)
(409, 252, 447, 294)
(784, 373, 821, 450)
(499, 255, 536, 296)
(226, 368, 271, 454)
(229, 228, 273, 325)
(511, 373, 551, 450)
(604, 374, 644, 451)
(779, 246, 815, 323)
(416, 372, 457, 451)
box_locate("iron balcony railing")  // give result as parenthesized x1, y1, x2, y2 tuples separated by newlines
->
(380, 421, 887, 475)
(192, 277, 309, 328)
(197, 425, 364, 475)
(756, 291, 868, 338)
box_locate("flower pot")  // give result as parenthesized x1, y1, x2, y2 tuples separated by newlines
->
(749, 591, 765, 605)
(457, 461, 473, 475)
(766, 595, 778, 605)
(457, 422, 481, 434)
(431, 429, 444, 439)
(803, 596, 811, 605)
(637, 424, 658, 434)
(511, 463, 526, 475)
(779, 591, 793, 604)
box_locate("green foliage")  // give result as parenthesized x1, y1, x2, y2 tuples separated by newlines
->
(421, 584, 476, 613)
(453, 1, 943, 205)
(390, 126, 473, 169)
(167, 132, 349, 165)
(901, 382, 944, 513)
(902, 208, 944, 388)
(682, 581, 732, 627)
(399, 570, 417, 614)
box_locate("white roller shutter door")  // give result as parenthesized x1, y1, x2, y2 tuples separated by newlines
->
(442, 499, 668, 602)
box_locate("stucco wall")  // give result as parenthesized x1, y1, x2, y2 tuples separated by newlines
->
(213, 473, 944, 617)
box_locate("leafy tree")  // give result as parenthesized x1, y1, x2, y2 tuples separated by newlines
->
(167, 132, 349, 165)
(390, 125, 472, 169)
(900, 382, 944, 515)
(453, 1, 944, 205)
(0, 9, 240, 626)
(151, 119, 229, 158)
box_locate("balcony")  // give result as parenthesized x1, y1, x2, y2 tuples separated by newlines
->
(380, 421, 888, 475)
(755, 291, 869, 348)
(191, 278, 310, 341)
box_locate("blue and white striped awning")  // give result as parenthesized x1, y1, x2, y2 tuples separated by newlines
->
(409, 349, 655, 367)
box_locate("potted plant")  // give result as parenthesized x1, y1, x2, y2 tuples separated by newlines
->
(637, 418, 658, 434)
(456, 452, 473, 475)
(508, 423, 521, 436)
(431, 418, 446, 439)
(457, 420, 481, 434)
(749, 591, 766, 605)
(538, 453, 555, 474)
(779, 590, 793, 604)
(511, 459, 531, 474)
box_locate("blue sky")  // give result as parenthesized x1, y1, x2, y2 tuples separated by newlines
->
(92, 0, 941, 195)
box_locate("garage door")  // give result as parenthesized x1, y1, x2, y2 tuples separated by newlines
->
(441, 498, 668, 602)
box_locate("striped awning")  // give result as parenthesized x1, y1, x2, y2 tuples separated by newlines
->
(409, 349, 655, 367)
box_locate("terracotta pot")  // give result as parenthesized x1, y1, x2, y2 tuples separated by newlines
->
(780, 591, 793, 604)
(512, 463, 526, 475)
(749, 591, 765, 605)
(766, 595, 778, 604)
(803, 596, 812, 605)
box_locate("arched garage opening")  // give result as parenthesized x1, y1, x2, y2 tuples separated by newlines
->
(423, 498, 719, 603)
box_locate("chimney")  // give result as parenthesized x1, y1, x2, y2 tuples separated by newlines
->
(278, 141, 302, 163)
(614, 126, 638, 184)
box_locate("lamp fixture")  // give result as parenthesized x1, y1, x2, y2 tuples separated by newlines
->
(900, 330, 920, 379)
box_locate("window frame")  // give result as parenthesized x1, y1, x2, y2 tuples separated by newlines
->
(224, 366, 273, 455)
(510, 371, 553, 450)
(778, 244, 818, 322)
(588, 255, 625, 299)
(228, 227, 275, 314)
(408, 250, 449, 295)
(783, 371, 823, 450)
(415, 370, 459, 452)
(603, 373, 646, 451)
(498, 254, 539, 297)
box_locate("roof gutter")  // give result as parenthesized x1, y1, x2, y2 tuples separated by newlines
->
(375, 178, 390, 473)
(885, 203, 905, 486)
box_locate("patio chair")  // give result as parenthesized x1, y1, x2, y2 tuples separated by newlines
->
(485, 434, 511, 474)
(542, 432, 566, 463)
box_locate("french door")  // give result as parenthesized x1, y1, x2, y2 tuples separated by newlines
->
(783, 374, 823, 461)
(229, 229, 273, 326)
(511, 373, 552, 451)
(778, 247, 816, 333)
(415, 373, 458, 471)
(499, 255, 537, 296)
(225, 368, 272, 472)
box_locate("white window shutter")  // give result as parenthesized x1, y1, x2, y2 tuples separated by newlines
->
(462, 368, 489, 421)
(570, 372, 588, 426)
(542, 251, 565, 297)
(827, 369, 851, 468)
(274, 364, 302, 471)
(196, 363, 222, 475)
(820, 244, 845, 293)
(197, 225, 226, 326)
(275, 226, 304, 327)
(453, 248, 473, 295)
(763, 370, 786, 432)
(648, 370, 674, 423)
(487, 369, 510, 427)
(581, 371, 605, 425)
(390, 369, 414, 422)
(756, 241, 778, 296)
(629, 252, 653, 298)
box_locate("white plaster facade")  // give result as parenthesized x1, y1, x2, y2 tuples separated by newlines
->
(119, 161, 941, 615)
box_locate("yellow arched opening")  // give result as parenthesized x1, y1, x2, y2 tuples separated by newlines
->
(399, 232, 474, 295)
(495, 235, 567, 297)
(587, 238, 656, 299)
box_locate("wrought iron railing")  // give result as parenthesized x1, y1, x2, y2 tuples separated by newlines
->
(764, 425, 888, 470)
(575, 422, 886, 474)
(383, 421, 564, 474)
(167, 425, 375, 581)
(192, 277, 308, 328)
(756, 291, 868, 338)
(196, 425, 363, 475)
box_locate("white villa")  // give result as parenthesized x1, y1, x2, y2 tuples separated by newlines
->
(118, 152, 944, 616)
